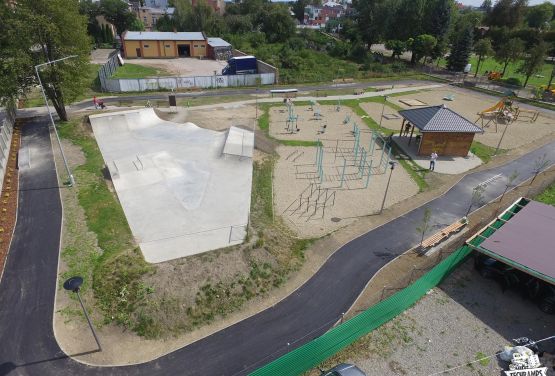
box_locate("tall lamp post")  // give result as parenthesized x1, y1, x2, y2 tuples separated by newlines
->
(63, 276, 102, 351)
(379, 95, 388, 127)
(35, 55, 77, 186)
(379, 161, 396, 214)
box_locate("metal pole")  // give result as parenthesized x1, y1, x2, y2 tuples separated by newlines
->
(379, 96, 387, 127)
(379, 165, 394, 214)
(75, 290, 102, 351)
(35, 56, 77, 186)
(340, 158, 346, 187)
(494, 122, 509, 155)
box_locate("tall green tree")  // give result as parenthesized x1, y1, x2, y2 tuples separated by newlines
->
(393, 0, 426, 42)
(292, 0, 310, 23)
(0, 0, 90, 120)
(256, 4, 295, 43)
(100, 0, 139, 39)
(353, 0, 388, 49)
(385, 40, 407, 59)
(487, 0, 528, 29)
(494, 37, 524, 75)
(424, 0, 454, 40)
(481, 0, 493, 12)
(473, 38, 493, 77)
(411, 34, 437, 64)
(447, 24, 473, 72)
(526, 2, 553, 29)
(518, 42, 547, 86)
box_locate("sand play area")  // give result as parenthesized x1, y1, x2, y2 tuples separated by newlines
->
(89, 108, 254, 263)
(388, 87, 555, 150)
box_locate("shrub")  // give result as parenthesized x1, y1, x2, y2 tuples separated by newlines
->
(503, 77, 523, 87)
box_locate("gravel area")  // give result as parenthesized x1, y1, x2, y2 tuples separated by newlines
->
(127, 57, 228, 77)
(327, 258, 555, 376)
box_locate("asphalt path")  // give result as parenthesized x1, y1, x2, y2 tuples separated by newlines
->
(68, 79, 428, 110)
(1, 117, 554, 376)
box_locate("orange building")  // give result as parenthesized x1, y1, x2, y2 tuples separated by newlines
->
(122, 31, 208, 59)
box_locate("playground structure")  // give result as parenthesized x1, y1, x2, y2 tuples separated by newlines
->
(475, 97, 540, 130)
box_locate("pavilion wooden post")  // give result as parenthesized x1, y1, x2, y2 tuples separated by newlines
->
(399, 119, 406, 136)
(408, 124, 415, 145)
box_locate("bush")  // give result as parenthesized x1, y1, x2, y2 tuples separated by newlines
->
(503, 77, 523, 87)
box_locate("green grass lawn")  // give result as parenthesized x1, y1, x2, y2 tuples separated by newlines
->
(111, 63, 170, 79)
(439, 56, 554, 87)
(536, 182, 555, 206)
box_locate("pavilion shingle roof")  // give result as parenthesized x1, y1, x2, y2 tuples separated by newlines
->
(398, 105, 484, 133)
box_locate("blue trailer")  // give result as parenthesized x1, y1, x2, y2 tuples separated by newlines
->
(222, 56, 258, 75)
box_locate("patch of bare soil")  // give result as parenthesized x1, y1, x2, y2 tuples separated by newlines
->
(0, 123, 20, 279)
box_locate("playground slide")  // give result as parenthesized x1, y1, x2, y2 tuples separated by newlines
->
(479, 100, 505, 114)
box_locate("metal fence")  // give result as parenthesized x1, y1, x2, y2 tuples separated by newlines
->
(0, 103, 16, 182)
(98, 52, 276, 93)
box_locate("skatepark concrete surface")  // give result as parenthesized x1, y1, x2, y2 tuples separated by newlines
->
(89, 108, 254, 263)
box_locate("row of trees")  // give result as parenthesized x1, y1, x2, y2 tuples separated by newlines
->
(0, 0, 90, 120)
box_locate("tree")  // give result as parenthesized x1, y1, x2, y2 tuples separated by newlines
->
(0, 0, 90, 121)
(447, 24, 473, 72)
(128, 18, 145, 32)
(526, 2, 553, 29)
(474, 38, 493, 77)
(292, 0, 310, 23)
(385, 40, 406, 59)
(499, 170, 519, 203)
(481, 0, 492, 12)
(494, 37, 524, 76)
(392, 0, 426, 42)
(518, 42, 547, 87)
(353, 0, 388, 49)
(411, 34, 437, 64)
(424, 0, 454, 40)
(466, 184, 486, 216)
(416, 207, 432, 248)
(531, 153, 550, 184)
(100, 0, 139, 39)
(487, 0, 528, 29)
(257, 5, 295, 43)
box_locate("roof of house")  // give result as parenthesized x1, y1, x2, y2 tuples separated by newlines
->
(478, 199, 555, 283)
(124, 31, 205, 41)
(207, 37, 231, 48)
(398, 105, 484, 133)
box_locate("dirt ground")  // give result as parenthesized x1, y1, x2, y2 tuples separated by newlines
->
(128, 57, 228, 77)
(53, 88, 555, 365)
(389, 87, 555, 150)
(323, 258, 555, 376)
(274, 144, 419, 238)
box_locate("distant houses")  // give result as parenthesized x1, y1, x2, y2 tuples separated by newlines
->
(302, 0, 349, 30)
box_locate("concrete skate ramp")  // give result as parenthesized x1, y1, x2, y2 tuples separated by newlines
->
(89, 108, 253, 263)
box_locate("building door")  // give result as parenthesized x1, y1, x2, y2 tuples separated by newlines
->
(136, 48, 142, 58)
(177, 44, 190, 57)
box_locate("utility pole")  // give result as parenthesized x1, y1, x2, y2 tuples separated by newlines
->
(35, 55, 78, 186)
(379, 161, 396, 214)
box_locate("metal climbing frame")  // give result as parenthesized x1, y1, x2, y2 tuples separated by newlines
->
(285, 101, 299, 133)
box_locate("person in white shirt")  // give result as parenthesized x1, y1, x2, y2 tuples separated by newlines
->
(430, 151, 438, 171)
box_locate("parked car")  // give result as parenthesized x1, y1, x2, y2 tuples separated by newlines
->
(473, 253, 523, 291)
(474, 253, 555, 314)
(320, 363, 367, 376)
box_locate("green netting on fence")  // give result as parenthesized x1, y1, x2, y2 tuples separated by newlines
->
(250, 200, 526, 376)
(250, 244, 472, 376)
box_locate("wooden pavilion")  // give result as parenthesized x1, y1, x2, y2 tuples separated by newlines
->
(398, 105, 484, 157)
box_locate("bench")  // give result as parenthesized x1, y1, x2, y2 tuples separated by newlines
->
(421, 218, 467, 249)
(354, 89, 364, 95)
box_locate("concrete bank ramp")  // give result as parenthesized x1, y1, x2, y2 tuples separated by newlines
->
(89, 108, 253, 263)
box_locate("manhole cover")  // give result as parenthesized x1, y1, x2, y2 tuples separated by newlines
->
(331, 217, 341, 222)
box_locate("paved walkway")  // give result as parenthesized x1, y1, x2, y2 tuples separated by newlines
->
(1, 110, 555, 375)
(392, 135, 483, 174)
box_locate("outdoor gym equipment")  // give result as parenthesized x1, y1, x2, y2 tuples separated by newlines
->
(343, 115, 351, 124)
(286, 101, 299, 133)
(336, 100, 341, 112)
(283, 183, 336, 220)
(514, 107, 539, 123)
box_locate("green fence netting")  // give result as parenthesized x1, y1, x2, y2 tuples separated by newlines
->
(250, 244, 472, 376)
(250, 200, 525, 376)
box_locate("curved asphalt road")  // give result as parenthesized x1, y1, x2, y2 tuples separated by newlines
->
(1, 117, 555, 376)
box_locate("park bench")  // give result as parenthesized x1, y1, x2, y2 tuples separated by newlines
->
(420, 218, 468, 249)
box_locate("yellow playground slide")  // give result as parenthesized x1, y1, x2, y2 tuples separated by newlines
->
(479, 99, 505, 114)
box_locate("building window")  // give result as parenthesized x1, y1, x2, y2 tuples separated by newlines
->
(143, 17, 147, 22)
(144, 44, 149, 48)
(166, 44, 171, 48)
(152, 17, 157, 24)
(194, 45, 199, 48)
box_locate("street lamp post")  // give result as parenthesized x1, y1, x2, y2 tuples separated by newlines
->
(379, 161, 396, 214)
(63, 276, 102, 351)
(35, 55, 77, 186)
(379, 95, 388, 128)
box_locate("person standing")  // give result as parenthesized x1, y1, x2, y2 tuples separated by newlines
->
(430, 151, 438, 171)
